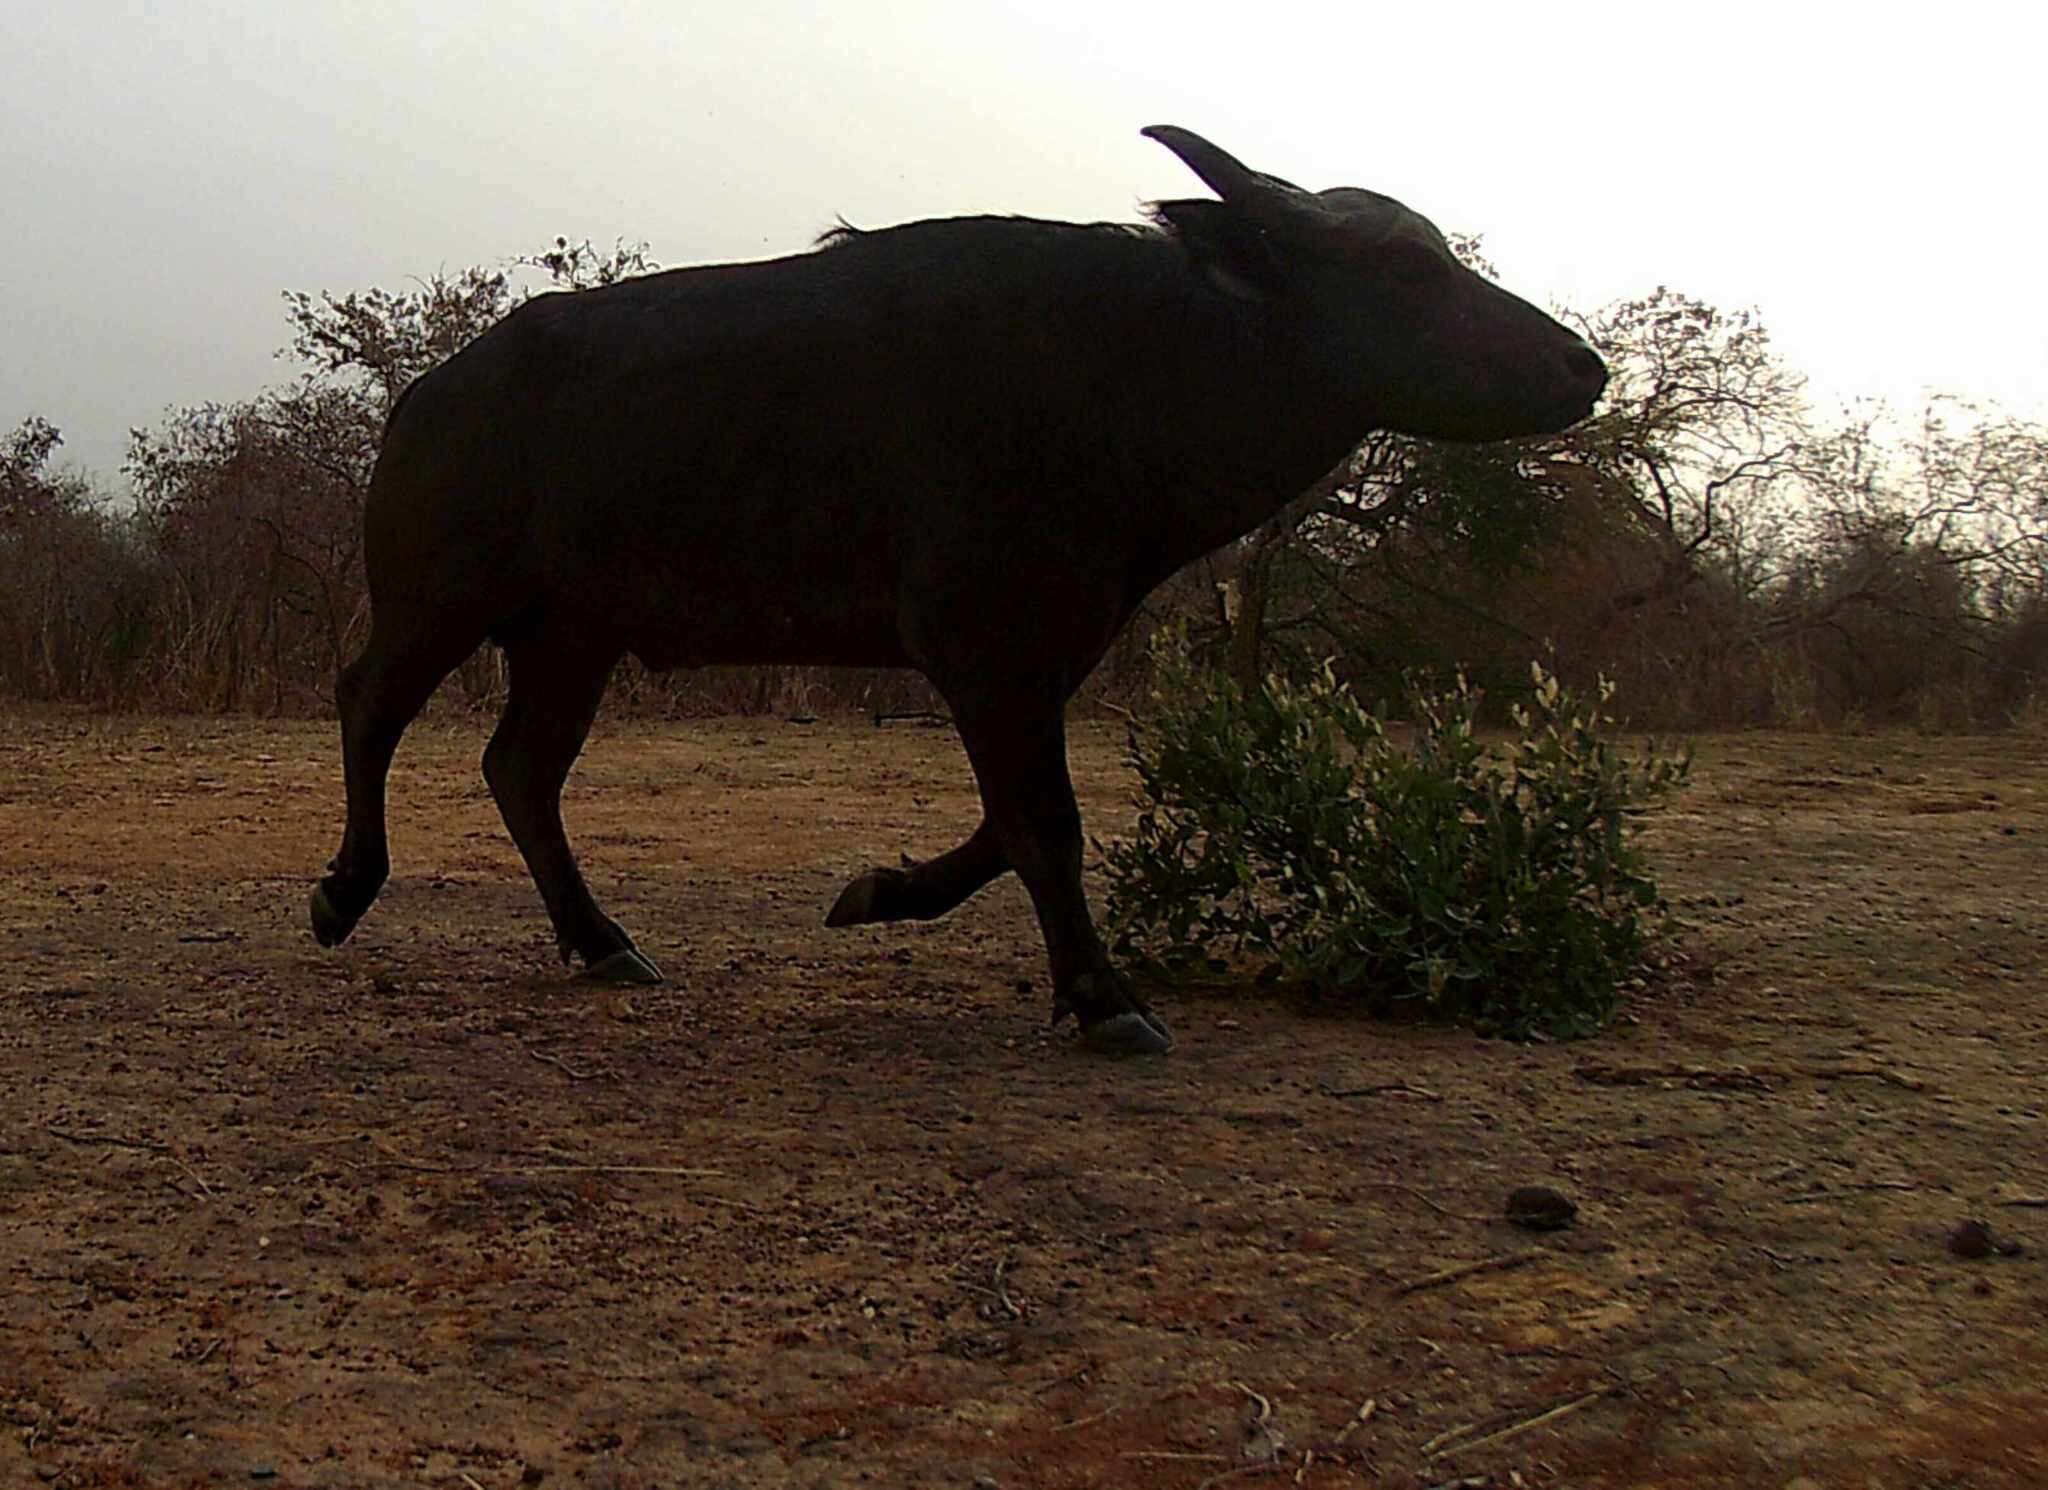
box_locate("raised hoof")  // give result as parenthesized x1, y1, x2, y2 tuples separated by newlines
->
(308, 883, 357, 948)
(582, 947, 664, 985)
(825, 868, 903, 928)
(1080, 1009, 1175, 1057)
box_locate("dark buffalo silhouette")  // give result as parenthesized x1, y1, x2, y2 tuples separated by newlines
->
(309, 126, 1607, 1056)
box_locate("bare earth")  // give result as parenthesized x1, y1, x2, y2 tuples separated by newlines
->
(1, 711, 2044, 1489)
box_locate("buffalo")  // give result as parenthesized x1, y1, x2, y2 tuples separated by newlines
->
(309, 126, 1607, 1056)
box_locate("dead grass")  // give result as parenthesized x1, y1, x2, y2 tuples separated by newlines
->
(1, 712, 2044, 1488)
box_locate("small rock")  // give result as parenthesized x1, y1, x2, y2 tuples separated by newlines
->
(1948, 1219, 1994, 1259)
(1242, 1422, 1286, 1463)
(1505, 1185, 1577, 1230)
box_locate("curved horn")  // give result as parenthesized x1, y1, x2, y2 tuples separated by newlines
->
(1141, 126, 1304, 202)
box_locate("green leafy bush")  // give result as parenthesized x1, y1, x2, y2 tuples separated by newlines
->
(1098, 640, 1691, 1037)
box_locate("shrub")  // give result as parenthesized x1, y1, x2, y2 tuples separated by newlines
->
(1098, 639, 1691, 1037)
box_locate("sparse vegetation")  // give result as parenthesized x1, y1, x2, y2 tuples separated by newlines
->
(4, 243, 2046, 726)
(1101, 639, 1690, 1037)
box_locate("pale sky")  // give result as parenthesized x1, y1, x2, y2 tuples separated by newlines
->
(4, 1, 2043, 484)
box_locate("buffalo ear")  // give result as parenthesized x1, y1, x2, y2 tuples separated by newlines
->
(1153, 198, 1284, 299)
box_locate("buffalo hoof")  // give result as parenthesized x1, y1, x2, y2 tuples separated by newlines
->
(1080, 1008, 1175, 1057)
(824, 867, 905, 927)
(582, 947, 664, 985)
(308, 883, 358, 948)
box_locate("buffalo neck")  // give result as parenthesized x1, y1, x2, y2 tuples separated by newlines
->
(1109, 246, 1369, 572)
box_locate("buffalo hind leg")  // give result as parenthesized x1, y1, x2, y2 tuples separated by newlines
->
(311, 622, 481, 947)
(825, 819, 1008, 927)
(951, 690, 1171, 1056)
(483, 633, 658, 984)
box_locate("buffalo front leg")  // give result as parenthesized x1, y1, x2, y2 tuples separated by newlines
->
(482, 634, 659, 985)
(825, 819, 1009, 927)
(950, 692, 1171, 1056)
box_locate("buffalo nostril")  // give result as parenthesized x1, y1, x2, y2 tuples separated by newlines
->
(1564, 342, 1607, 389)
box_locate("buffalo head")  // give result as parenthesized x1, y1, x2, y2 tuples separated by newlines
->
(1144, 125, 1606, 442)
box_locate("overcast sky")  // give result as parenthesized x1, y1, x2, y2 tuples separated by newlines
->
(5, 1, 2043, 484)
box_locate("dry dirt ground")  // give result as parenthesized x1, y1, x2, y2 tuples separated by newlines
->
(1, 710, 2044, 1489)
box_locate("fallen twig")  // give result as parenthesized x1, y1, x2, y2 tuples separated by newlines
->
(351, 1138, 739, 1197)
(1998, 1196, 2048, 1209)
(1756, 1246, 1813, 1269)
(1123, 1451, 1228, 1462)
(963, 1256, 1024, 1318)
(1575, 1062, 1926, 1093)
(355, 1141, 470, 1173)
(47, 1126, 169, 1153)
(161, 1154, 215, 1199)
(1427, 1386, 1611, 1460)
(1231, 1380, 1274, 1427)
(1783, 1180, 1920, 1204)
(1055, 1403, 1123, 1433)
(1332, 1398, 1377, 1444)
(1396, 1250, 1542, 1296)
(55, 1125, 219, 1197)
(1574, 1063, 1772, 1091)
(1357, 1183, 1493, 1223)
(1420, 1416, 1494, 1455)
(299, 1130, 379, 1147)
(504, 1163, 727, 1178)
(1320, 1081, 1443, 1102)
(1793, 1064, 1927, 1091)
(1031, 1360, 1096, 1396)
(526, 1046, 614, 1082)
(356, 1133, 726, 1179)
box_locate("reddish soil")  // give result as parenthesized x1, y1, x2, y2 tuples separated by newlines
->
(1, 711, 2044, 1489)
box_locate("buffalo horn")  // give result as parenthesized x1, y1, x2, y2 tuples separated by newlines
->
(1141, 125, 1308, 204)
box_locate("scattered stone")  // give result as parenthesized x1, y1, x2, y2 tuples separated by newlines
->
(1505, 1185, 1577, 1230)
(1948, 1219, 1994, 1258)
(1949, 1218, 2025, 1258)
